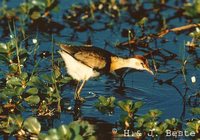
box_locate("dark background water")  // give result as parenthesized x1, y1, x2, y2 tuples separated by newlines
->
(0, 0, 199, 139)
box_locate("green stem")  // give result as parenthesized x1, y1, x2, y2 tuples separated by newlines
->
(51, 35, 61, 112)
(9, 22, 22, 74)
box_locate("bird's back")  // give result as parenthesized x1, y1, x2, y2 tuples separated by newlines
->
(60, 44, 115, 73)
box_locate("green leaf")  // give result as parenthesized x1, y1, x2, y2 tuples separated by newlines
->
(59, 76, 71, 84)
(2, 87, 16, 97)
(41, 74, 53, 84)
(26, 88, 38, 95)
(48, 128, 58, 135)
(16, 87, 25, 95)
(148, 109, 162, 118)
(136, 117, 145, 128)
(20, 72, 28, 80)
(186, 121, 200, 133)
(191, 107, 200, 115)
(70, 123, 80, 135)
(165, 118, 178, 127)
(0, 54, 9, 63)
(57, 125, 70, 138)
(0, 43, 8, 53)
(53, 65, 61, 79)
(118, 100, 134, 113)
(136, 17, 148, 25)
(7, 77, 22, 86)
(24, 95, 40, 105)
(74, 135, 83, 140)
(19, 48, 28, 63)
(23, 117, 41, 134)
(144, 121, 158, 130)
(13, 115, 24, 128)
(9, 63, 19, 72)
(95, 96, 115, 113)
(27, 76, 44, 87)
(47, 128, 61, 140)
(134, 101, 143, 109)
(98, 96, 107, 103)
(30, 11, 41, 20)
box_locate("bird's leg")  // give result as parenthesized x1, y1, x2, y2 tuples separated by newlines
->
(76, 80, 86, 101)
(119, 75, 125, 87)
(74, 81, 80, 99)
(119, 69, 129, 88)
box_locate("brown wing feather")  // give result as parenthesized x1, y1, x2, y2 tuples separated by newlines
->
(59, 44, 115, 71)
(74, 51, 107, 69)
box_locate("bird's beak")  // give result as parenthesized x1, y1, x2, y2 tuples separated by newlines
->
(145, 67, 154, 75)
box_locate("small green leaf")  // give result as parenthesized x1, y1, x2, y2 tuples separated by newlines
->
(134, 101, 143, 109)
(98, 96, 107, 103)
(2, 87, 16, 97)
(48, 128, 58, 135)
(7, 77, 22, 86)
(53, 65, 61, 79)
(165, 118, 178, 127)
(9, 63, 19, 72)
(136, 117, 145, 128)
(24, 95, 40, 105)
(118, 100, 134, 113)
(186, 121, 200, 133)
(26, 88, 38, 95)
(13, 115, 24, 128)
(23, 117, 41, 134)
(0, 43, 8, 53)
(58, 125, 70, 137)
(41, 74, 53, 84)
(16, 87, 25, 95)
(0, 54, 9, 63)
(27, 76, 44, 87)
(74, 135, 83, 140)
(136, 17, 148, 25)
(30, 11, 41, 20)
(148, 109, 162, 118)
(60, 76, 71, 84)
(20, 72, 28, 80)
(191, 107, 200, 115)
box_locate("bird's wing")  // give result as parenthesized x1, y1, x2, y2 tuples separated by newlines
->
(59, 44, 114, 70)
(74, 50, 107, 70)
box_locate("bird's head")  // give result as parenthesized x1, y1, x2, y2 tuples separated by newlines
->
(128, 55, 154, 75)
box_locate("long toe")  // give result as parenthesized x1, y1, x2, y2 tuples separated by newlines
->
(76, 96, 85, 102)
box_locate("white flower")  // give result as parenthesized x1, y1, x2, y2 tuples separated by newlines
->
(191, 76, 196, 83)
(67, 106, 72, 110)
(32, 38, 38, 44)
(10, 34, 14, 39)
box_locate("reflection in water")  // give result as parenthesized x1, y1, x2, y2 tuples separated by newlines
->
(73, 100, 82, 121)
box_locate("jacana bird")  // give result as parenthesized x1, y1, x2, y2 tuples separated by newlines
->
(59, 44, 153, 101)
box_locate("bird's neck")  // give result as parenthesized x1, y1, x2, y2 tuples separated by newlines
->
(110, 56, 137, 72)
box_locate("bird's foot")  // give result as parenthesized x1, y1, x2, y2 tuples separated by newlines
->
(75, 96, 85, 102)
(74, 92, 85, 102)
